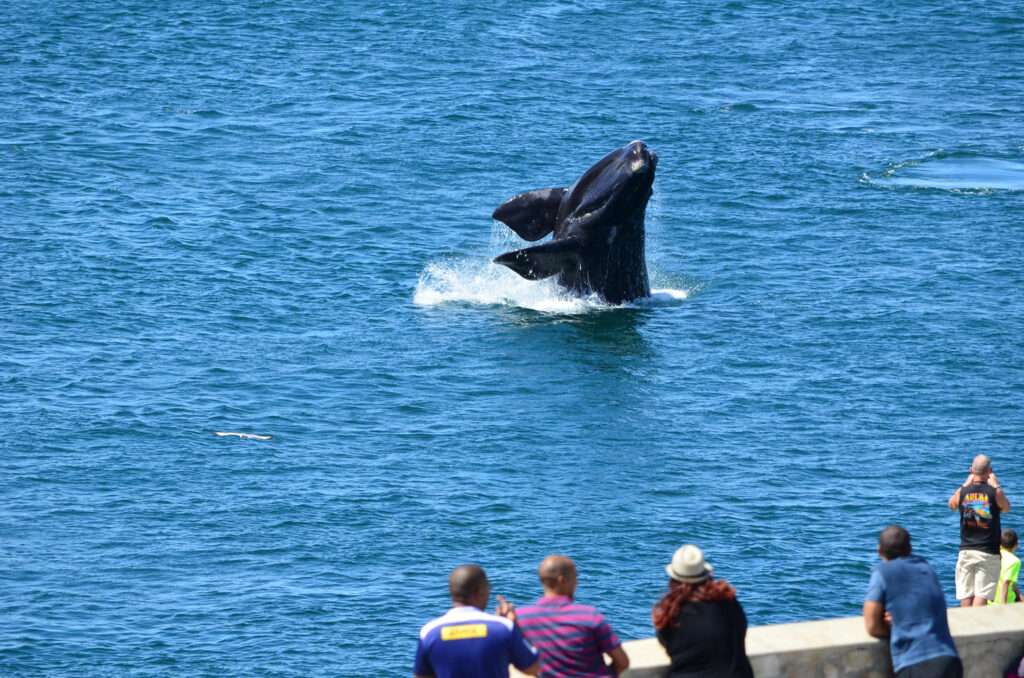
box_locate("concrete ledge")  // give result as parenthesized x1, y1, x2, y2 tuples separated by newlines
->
(512, 605, 1024, 678)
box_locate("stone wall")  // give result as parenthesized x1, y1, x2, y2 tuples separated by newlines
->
(512, 605, 1024, 678)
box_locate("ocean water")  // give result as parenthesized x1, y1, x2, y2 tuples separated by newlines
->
(3, 2, 1023, 675)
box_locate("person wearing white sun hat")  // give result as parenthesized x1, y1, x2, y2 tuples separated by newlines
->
(652, 545, 753, 678)
(665, 544, 715, 582)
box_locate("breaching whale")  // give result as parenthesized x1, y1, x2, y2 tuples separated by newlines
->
(492, 140, 658, 304)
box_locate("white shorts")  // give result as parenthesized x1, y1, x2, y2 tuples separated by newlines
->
(955, 549, 1000, 601)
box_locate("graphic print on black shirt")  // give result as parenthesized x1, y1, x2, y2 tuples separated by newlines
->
(959, 483, 1001, 554)
(962, 491, 992, 529)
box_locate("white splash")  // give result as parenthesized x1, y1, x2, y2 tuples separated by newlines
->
(413, 257, 690, 314)
(214, 431, 273, 441)
(644, 288, 691, 305)
(414, 220, 691, 314)
(414, 258, 595, 313)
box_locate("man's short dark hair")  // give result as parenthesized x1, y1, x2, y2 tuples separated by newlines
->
(1003, 529, 1019, 550)
(449, 564, 488, 604)
(879, 525, 912, 559)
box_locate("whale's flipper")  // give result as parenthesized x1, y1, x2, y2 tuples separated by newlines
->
(492, 188, 567, 241)
(494, 238, 582, 280)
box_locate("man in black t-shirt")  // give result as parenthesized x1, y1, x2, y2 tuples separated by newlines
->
(948, 454, 1011, 607)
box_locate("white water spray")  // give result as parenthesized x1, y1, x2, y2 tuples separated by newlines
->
(413, 223, 690, 314)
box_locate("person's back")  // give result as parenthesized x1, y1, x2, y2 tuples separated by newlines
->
(517, 555, 629, 678)
(653, 545, 753, 678)
(656, 598, 751, 678)
(959, 481, 1001, 553)
(948, 455, 1011, 607)
(519, 596, 619, 677)
(871, 556, 957, 666)
(414, 564, 540, 678)
(417, 607, 533, 678)
(864, 526, 960, 678)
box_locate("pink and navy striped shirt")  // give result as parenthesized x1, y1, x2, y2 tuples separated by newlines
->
(516, 595, 621, 678)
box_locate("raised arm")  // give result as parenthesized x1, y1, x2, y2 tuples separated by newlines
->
(949, 472, 972, 510)
(989, 472, 1011, 512)
(499, 596, 541, 677)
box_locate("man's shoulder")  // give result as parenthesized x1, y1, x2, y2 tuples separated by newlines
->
(519, 600, 606, 625)
(565, 601, 604, 618)
(883, 554, 931, 568)
(877, 556, 937, 580)
(515, 603, 543, 620)
(963, 483, 997, 497)
(419, 608, 514, 641)
(904, 554, 933, 567)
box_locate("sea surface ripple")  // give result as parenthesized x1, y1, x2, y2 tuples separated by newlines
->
(3, 1, 1024, 676)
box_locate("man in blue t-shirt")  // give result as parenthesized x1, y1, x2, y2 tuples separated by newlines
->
(863, 525, 962, 678)
(414, 564, 540, 678)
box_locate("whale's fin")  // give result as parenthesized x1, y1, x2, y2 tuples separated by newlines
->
(492, 188, 567, 241)
(493, 238, 582, 280)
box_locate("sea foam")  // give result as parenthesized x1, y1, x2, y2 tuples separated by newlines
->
(413, 257, 689, 314)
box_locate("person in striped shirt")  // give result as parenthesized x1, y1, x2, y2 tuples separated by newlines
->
(517, 555, 630, 677)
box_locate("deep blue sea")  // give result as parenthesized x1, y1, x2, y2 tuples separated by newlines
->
(3, 2, 1024, 676)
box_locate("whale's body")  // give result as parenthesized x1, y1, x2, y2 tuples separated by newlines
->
(492, 141, 658, 304)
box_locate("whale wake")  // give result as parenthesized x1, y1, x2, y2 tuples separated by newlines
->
(864, 150, 1024, 193)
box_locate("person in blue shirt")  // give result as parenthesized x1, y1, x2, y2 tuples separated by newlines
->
(863, 525, 962, 678)
(414, 564, 540, 678)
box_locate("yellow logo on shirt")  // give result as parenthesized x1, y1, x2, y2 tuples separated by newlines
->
(441, 624, 488, 641)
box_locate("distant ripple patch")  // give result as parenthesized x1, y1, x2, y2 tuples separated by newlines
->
(866, 150, 1024, 192)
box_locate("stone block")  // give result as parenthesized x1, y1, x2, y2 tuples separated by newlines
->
(575, 606, 1024, 678)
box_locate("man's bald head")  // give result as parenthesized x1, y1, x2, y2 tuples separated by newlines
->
(972, 455, 992, 475)
(449, 564, 490, 607)
(538, 555, 577, 597)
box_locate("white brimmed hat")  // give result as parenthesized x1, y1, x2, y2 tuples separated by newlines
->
(665, 544, 714, 583)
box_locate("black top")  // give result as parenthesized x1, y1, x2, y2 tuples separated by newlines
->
(656, 599, 754, 678)
(959, 482, 1001, 554)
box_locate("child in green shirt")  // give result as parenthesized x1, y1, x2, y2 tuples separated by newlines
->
(994, 528, 1021, 605)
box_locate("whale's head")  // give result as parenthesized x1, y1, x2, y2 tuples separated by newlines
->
(560, 140, 658, 227)
(490, 141, 657, 303)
